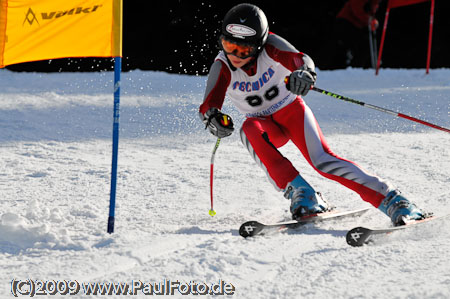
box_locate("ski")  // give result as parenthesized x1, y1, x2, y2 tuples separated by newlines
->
(346, 213, 450, 247)
(239, 207, 370, 238)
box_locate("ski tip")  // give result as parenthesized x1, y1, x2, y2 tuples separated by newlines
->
(239, 221, 264, 238)
(346, 226, 372, 247)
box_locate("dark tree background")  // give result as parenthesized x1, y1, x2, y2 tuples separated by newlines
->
(7, 0, 450, 74)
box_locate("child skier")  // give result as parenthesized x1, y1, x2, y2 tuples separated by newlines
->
(199, 3, 426, 226)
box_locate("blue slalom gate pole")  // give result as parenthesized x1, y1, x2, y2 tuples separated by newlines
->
(108, 56, 122, 233)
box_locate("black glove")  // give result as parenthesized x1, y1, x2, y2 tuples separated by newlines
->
(202, 108, 234, 138)
(288, 69, 317, 96)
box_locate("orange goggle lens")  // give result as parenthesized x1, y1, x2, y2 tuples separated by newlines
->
(220, 38, 256, 59)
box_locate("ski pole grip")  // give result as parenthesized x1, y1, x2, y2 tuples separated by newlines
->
(284, 75, 314, 92)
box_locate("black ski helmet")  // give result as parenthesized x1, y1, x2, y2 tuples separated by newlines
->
(221, 3, 269, 52)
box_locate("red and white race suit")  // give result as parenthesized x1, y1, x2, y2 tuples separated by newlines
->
(199, 33, 392, 207)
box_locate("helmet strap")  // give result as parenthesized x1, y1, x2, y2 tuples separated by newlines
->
(224, 55, 237, 71)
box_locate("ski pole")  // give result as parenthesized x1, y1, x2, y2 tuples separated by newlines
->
(209, 137, 221, 216)
(311, 86, 450, 133)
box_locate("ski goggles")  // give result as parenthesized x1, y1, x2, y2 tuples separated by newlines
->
(219, 36, 257, 59)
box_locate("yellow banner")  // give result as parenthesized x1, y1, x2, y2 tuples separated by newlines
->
(0, 0, 122, 67)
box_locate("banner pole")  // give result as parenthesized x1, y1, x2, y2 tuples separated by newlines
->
(108, 56, 122, 233)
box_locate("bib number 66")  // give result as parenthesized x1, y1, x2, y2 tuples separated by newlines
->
(245, 85, 279, 107)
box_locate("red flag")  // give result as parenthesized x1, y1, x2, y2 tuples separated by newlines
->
(388, 0, 430, 9)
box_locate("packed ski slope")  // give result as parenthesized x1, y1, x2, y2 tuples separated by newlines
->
(0, 68, 449, 298)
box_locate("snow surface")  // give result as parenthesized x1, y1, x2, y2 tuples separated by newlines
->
(0, 67, 449, 298)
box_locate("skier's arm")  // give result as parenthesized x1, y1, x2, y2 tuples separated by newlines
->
(265, 34, 316, 96)
(199, 60, 230, 116)
(265, 34, 314, 71)
(199, 60, 234, 138)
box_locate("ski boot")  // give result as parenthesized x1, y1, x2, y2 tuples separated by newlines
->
(284, 175, 330, 220)
(378, 190, 427, 226)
